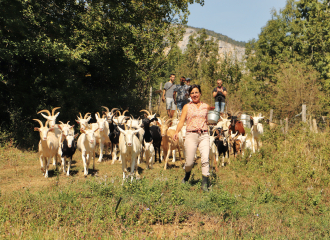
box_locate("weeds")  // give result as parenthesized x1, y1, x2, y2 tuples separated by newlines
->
(1, 125, 330, 238)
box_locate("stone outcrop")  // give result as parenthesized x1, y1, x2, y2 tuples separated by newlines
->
(177, 27, 245, 61)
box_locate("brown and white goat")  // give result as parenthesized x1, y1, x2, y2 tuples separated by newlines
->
(160, 119, 182, 170)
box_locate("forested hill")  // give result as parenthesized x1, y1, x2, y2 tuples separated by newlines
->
(187, 26, 246, 47)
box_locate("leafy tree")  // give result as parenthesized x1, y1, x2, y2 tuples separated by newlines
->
(0, 0, 204, 147)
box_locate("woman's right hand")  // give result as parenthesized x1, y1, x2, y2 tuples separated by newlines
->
(173, 133, 178, 142)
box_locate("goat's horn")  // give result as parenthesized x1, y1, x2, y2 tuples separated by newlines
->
(52, 107, 61, 116)
(37, 109, 51, 116)
(79, 112, 83, 119)
(124, 123, 127, 130)
(59, 121, 64, 125)
(96, 112, 101, 118)
(114, 110, 120, 116)
(140, 109, 151, 116)
(67, 121, 70, 124)
(130, 114, 134, 119)
(33, 119, 44, 127)
(165, 119, 172, 125)
(84, 113, 91, 119)
(110, 108, 119, 115)
(102, 106, 110, 113)
(122, 110, 128, 116)
(45, 120, 50, 128)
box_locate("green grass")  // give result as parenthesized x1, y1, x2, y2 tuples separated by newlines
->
(1, 123, 330, 239)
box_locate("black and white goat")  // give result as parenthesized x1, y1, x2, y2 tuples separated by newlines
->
(60, 133, 78, 176)
(141, 117, 162, 163)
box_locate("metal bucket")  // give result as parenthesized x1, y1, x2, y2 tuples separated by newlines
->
(207, 110, 220, 124)
(240, 113, 251, 128)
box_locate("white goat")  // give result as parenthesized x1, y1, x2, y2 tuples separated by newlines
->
(250, 115, 264, 153)
(143, 140, 155, 169)
(75, 112, 92, 131)
(117, 126, 142, 183)
(94, 113, 111, 163)
(77, 128, 99, 176)
(34, 119, 59, 178)
(37, 107, 61, 166)
(209, 130, 219, 171)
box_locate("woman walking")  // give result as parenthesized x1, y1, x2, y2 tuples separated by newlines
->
(173, 85, 211, 191)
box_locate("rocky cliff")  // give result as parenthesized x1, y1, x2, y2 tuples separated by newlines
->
(177, 27, 245, 61)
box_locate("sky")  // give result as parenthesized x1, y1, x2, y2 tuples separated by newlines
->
(187, 0, 288, 43)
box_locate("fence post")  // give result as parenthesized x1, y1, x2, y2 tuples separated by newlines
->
(157, 83, 162, 114)
(302, 104, 306, 122)
(270, 109, 273, 122)
(149, 87, 152, 113)
(313, 119, 318, 133)
(309, 116, 313, 132)
(285, 117, 288, 134)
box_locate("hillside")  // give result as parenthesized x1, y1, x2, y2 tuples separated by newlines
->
(177, 27, 246, 61)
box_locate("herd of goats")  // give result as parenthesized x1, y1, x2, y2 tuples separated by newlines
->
(33, 107, 266, 182)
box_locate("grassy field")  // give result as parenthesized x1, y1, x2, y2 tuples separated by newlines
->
(1, 123, 330, 239)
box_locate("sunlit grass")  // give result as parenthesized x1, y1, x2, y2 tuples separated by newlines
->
(1, 123, 330, 238)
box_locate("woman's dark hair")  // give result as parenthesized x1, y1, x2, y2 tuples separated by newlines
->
(188, 84, 202, 95)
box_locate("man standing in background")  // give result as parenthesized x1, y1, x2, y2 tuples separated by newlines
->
(162, 74, 176, 118)
(212, 79, 227, 113)
(185, 78, 192, 102)
(173, 76, 189, 111)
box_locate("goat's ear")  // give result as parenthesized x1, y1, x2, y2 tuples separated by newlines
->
(70, 125, 75, 129)
(74, 133, 79, 138)
(34, 127, 40, 132)
(75, 119, 80, 123)
(54, 112, 60, 118)
(49, 128, 54, 131)
(94, 128, 99, 133)
(80, 129, 86, 133)
(58, 125, 62, 130)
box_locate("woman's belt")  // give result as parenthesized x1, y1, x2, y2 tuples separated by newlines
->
(187, 130, 208, 133)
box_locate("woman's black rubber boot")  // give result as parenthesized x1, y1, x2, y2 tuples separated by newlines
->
(181, 171, 191, 183)
(202, 176, 209, 192)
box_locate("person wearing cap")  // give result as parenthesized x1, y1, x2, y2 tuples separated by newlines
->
(173, 76, 189, 111)
(212, 79, 227, 113)
(185, 78, 192, 102)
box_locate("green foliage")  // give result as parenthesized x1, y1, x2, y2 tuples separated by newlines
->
(0, 0, 204, 148)
(243, 0, 330, 114)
